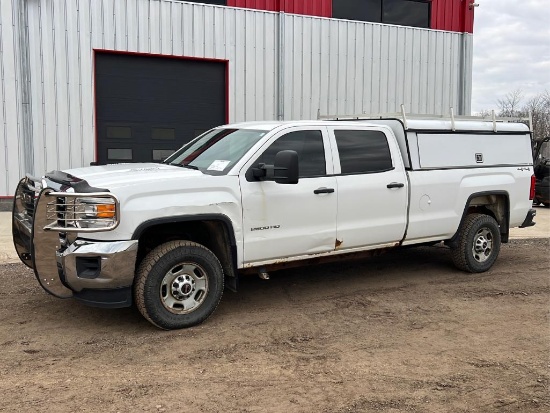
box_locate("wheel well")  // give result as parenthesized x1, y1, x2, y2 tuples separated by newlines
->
(463, 193, 510, 242)
(135, 219, 237, 281)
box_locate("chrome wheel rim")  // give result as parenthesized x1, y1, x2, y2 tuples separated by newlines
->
(472, 227, 493, 263)
(160, 263, 208, 314)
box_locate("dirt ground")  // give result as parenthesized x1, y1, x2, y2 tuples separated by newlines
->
(0, 239, 548, 412)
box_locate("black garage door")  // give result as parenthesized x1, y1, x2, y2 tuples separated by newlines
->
(95, 53, 226, 164)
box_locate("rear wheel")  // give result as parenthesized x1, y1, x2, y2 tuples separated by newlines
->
(451, 213, 501, 273)
(134, 240, 224, 330)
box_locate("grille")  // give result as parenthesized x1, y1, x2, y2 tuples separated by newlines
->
(56, 197, 66, 228)
(46, 196, 80, 229)
(21, 184, 37, 218)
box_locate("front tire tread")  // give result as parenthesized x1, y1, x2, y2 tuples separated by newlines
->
(134, 240, 224, 330)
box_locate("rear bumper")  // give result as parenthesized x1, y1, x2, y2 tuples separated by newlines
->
(519, 208, 536, 228)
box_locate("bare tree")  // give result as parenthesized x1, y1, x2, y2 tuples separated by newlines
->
(476, 109, 493, 118)
(496, 90, 549, 142)
(497, 89, 524, 117)
(523, 91, 550, 143)
(477, 90, 550, 158)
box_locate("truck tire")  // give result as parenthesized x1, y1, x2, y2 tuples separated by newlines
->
(134, 240, 224, 330)
(450, 213, 501, 273)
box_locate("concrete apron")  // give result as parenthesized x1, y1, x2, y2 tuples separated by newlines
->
(0, 208, 549, 265)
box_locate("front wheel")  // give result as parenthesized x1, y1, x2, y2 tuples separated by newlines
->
(134, 241, 224, 330)
(450, 213, 501, 273)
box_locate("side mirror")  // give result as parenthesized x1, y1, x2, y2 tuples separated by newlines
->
(251, 150, 299, 184)
(273, 150, 299, 184)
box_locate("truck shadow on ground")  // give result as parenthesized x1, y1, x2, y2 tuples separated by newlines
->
(55, 244, 462, 331)
(6, 246, 498, 334)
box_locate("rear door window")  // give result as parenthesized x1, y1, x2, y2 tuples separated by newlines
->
(334, 130, 393, 174)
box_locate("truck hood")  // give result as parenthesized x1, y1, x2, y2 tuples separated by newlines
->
(58, 163, 204, 191)
(43, 163, 243, 242)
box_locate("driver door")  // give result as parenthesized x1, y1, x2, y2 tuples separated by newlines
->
(239, 126, 337, 264)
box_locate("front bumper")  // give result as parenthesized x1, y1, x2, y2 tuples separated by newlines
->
(12, 177, 138, 307)
(57, 239, 138, 290)
(56, 239, 138, 308)
(57, 239, 138, 291)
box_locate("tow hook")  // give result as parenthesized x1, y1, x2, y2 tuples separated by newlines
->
(258, 267, 270, 280)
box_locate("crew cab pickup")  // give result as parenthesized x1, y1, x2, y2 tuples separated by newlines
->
(12, 118, 536, 329)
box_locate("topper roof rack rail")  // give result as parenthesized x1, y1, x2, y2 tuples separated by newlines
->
(318, 104, 532, 133)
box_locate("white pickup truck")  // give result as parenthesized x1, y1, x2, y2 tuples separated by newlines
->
(12, 117, 536, 329)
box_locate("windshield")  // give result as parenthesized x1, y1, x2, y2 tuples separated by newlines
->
(165, 128, 268, 175)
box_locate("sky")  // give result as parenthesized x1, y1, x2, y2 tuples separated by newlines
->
(471, 0, 550, 113)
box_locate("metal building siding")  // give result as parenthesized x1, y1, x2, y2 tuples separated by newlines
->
(0, 0, 23, 197)
(282, 0, 331, 17)
(228, 0, 332, 17)
(283, 14, 472, 119)
(22, 0, 279, 181)
(1, 0, 471, 196)
(229, 0, 472, 32)
(463, 1, 475, 33)
(431, 0, 474, 33)
(228, 0, 279, 12)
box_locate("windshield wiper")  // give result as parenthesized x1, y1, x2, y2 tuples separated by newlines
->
(175, 163, 199, 170)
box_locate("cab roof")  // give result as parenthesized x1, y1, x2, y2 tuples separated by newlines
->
(221, 120, 383, 131)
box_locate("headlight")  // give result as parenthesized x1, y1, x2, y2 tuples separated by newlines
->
(45, 193, 119, 232)
(76, 197, 117, 228)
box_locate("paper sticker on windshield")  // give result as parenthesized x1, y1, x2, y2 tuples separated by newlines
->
(207, 160, 230, 171)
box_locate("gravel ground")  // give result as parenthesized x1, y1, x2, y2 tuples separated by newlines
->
(0, 238, 549, 412)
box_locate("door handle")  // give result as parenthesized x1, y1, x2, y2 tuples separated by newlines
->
(387, 182, 405, 189)
(314, 187, 335, 194)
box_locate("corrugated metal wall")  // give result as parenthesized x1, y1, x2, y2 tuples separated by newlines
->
(0, 0, 24, 198)
(23, 0, 279, 183)
(228, 0, 279, 12)
(282, 14, 472, 119)
(228, 0, 332, 17)
(281, 0, 332, 16)
(230, 0, 475, 33)
(0, 0, 472, 196)
(431, 0, 474, 33)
